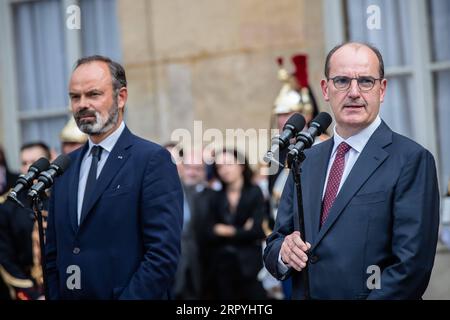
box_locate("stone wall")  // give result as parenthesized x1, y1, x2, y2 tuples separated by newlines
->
(118, 0, 326, 160)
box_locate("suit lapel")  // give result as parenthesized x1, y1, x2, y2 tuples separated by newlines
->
(311, 122, 393, 251)
(302, 139, 334, 243)
(69, 144, 89, 233)
(78, 127, 133, 227)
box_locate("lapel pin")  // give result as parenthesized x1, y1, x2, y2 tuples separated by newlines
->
(116, 185, 121, 189)
(118, 155, 123, 159)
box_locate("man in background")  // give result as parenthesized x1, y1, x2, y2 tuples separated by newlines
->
(0, 142, 51, 300)
(60, 117, 87, 155)
(0, 146, 19, 197)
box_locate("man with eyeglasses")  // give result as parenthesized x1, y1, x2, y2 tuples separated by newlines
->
(264, 42, 440, 299)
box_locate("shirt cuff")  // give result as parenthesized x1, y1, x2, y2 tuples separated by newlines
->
(278, 252, 290, 274)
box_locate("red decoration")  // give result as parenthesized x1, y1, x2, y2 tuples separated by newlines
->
(292, 54, 308, 88)
(277, 57, 284, 67)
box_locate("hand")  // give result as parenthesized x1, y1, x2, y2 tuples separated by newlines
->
(280, 231, 311, 271)
(214, 223, 236, 237)
(243, 218, 254, 230)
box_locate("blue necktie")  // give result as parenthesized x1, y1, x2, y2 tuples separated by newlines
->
(80, 145, 103, 222)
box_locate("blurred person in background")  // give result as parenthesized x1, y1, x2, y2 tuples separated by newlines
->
(163, 142, 184, 177)
(265, 54, 329, 299)
(60, 117, 88, 155)
(0, 146, 19, 197)
(204, 148, 267, 299)
(0, 142, 51, 300)
(269, 54, 328, 227)
(172, 148, 214, 299)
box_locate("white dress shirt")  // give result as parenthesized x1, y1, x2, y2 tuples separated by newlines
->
(77, 121, 125, 225)
(322, 116, 382, 199)
(277, 116, 382, 273)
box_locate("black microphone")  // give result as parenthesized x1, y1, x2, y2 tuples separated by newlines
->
(7, 158, 50, 202)
(287, 112, 333, 165)
(27, 155, 71, 200)
(264, 113, 306, 164)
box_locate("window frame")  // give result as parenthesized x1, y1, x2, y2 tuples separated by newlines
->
(0, 0, 81, 169)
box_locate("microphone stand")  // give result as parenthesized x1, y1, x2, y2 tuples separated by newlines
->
(30, 194, 49, 300)
(287, 148, 310, 300)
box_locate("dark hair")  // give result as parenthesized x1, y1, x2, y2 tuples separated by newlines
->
(324, 42, 385, 79)
(212, 148, 253, 189)
(20, 142, 51, 160)
(0, 146, 7, 168)
(307, 85, 320, 120)
(74, 55, 127, 92)
(163, 142, 184, 158)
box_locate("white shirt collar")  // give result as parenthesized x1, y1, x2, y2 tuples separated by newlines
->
(332, 116, 382, 154)
(87, 121, 125, 154)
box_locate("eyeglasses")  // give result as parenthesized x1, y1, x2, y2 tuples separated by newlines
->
(328, 76, 382, 91)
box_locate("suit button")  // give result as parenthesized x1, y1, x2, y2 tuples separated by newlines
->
(309, 255, 319, 264)
(73, 247, 80, 255)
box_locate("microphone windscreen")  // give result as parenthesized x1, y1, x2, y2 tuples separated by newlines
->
(284, 112, 306, 133)
(51, 155, 71, 174)
(30, 157, 50, 173)
(311, 112, 332, 134)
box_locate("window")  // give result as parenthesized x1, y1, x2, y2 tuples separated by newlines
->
(0, 0, 122, 167)
(428, 0, 450, 195)
(346, 0, 414, 138)
(80, 0, 122, 60)
(13, 0, 69, 154)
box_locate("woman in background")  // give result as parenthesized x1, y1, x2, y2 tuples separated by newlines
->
(204, 148, 267, 300)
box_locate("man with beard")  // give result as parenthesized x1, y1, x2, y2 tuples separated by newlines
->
(45, 55, 183, 299)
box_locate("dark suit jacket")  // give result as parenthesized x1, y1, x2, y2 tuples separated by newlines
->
(0, 194, 48, 299)
(0, 199, 34, 281)
(1, 170, 19, 195)
(173, 185, 214, 299)
(46, 127, 183, 300)
(205, 185, 267, 280)
(264, 121, 440, 299)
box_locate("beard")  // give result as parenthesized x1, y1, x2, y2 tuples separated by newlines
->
(74, 99, 119, 136)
